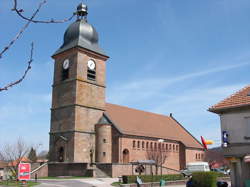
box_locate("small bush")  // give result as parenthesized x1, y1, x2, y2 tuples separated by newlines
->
(122, 174, 185, 184)
(192, 172, 218, 187)
(216, 172, 229, 177)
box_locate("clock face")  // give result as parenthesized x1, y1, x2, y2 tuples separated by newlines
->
(87, 59, 96, 70)
(63, 59, 69, 70)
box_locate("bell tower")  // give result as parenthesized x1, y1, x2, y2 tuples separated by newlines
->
(49, 3, 108, 171)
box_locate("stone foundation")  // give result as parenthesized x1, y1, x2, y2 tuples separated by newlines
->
(48, 162, 93, 177)
(95, 163, 180, 178)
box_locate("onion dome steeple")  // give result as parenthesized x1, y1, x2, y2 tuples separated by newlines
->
(53, 3, 107, 56)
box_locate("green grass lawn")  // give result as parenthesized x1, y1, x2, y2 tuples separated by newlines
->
(111, 181, 122, 186)
(0, 180, 40, 186)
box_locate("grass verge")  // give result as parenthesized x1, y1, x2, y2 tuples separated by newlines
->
(38, 176, 90, 179)
(111, 182, 122, 186)
(0, 180, 40, 186)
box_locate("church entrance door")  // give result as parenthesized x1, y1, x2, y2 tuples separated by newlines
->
(123, 149, 129, 163)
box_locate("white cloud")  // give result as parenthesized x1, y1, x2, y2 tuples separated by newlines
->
(152, 84, 245, 114)
(148, 84, 245, 148)
(107, 62, 250, 106)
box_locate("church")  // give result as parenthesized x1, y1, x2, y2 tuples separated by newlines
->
(48, 3, 204, 177)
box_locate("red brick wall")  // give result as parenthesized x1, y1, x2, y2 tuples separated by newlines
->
(113, 136, 205, 172)
(118, 136, 181, 171)
(185, 148, 205, 164)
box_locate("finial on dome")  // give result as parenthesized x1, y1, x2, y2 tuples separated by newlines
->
(75, 3, 88, 20)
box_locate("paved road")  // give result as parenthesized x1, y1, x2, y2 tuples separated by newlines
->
(36, 180, 93, 187)
(36, 178, 118, 187)
(166, 182, 231, 187)
(2, 178, 230, 187)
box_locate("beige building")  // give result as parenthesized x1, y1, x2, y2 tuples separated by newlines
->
(48, 3, 204, 177)
(209, 85, 250, 187)
(0, 161, 7, 179)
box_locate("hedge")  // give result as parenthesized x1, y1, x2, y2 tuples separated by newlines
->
(216, 172, 229, 177)
(122, 174, 185, 184)
(191, 172, 218, 187)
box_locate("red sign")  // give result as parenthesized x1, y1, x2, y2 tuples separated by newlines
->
(201, 136, 208, 150)
(18, 163, 31, 180)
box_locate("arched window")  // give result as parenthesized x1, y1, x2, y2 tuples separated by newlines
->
(146, 142, 149, 149)
(198, 153, 201, 160)
(173, 145, 175, 151)
(58, 147, 64, 162)
(142, 141, 145, 149)
(154, 142, 157, 150)
(169, 144, 172, 151)
(133, 140, 136, 148)
(137, 141, 140, 149)
(158, 143, 161, 149)
(166, 144, 168, 151)
(150, 142, 153, 149)
(123, 149, 129, 163)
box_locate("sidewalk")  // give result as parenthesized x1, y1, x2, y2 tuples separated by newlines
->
(75, 177, 118, 186)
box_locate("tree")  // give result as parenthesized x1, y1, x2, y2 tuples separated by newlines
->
(0, 0, 75, 92)
(28, 147, 37, 162)
(37, 150, 49, 160)
(204, 147, 229, 169)
(0, 138, 30, 178)
(146, 145, 168, 175)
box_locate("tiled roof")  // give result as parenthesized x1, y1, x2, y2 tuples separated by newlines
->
(105, 103, 203, 149)
(209, 85, 250, 113)
(0, 161, 7, 168)
(8, 157, 31, 167)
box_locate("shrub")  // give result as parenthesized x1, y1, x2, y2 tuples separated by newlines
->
(122, 174, 185, 184)
(216, 172, 229, 177)
(192, 172, 218, 187)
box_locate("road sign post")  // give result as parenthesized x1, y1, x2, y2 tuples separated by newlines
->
(18, 163, 31, 181)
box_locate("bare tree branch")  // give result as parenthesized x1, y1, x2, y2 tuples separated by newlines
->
(0, 0, 76, 91)
(12, 0, 75, 24)
(0, 43, 33, 92)
(0, 138, 30, 178)
(146, 146, 168, 175)
(0, 0, 47, 59)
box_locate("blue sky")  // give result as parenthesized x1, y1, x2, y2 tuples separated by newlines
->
(1, 0, 250, 152)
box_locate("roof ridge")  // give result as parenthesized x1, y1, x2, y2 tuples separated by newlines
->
(106, 102, 171, 118)
(209, 85, 250, 110)
(105, 102, 204, 149)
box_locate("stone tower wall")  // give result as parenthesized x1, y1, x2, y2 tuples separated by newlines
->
(95, 124, 112, 163)
(49, 48, 108, 163)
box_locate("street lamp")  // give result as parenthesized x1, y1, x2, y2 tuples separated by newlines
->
(158, 139, 164, 178)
